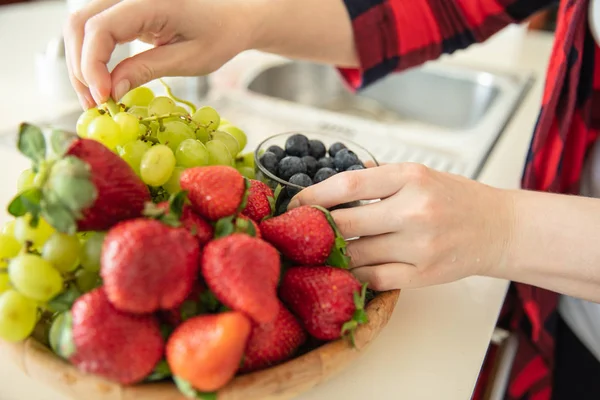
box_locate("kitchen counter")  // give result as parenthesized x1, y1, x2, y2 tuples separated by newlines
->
(0, 1, 555, 400)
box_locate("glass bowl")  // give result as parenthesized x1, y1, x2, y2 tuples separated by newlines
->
(254, 131, 379, 215)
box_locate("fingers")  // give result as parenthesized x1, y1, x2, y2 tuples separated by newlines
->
(330, 200, 398, 238)
(352, 263, 418, 291)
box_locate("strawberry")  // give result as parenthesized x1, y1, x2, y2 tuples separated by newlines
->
(259, 205, 349, 268)
(156, 201, 214, 247)
(180, 165, 247, 221)
(166, 311, 251, 392)
(7, 124, 150, 234)
(240, 302, 307, 373)
(101, 218, 200, 314)
(201, 234, 280, 323)
(279, 266, 368, 342)
(67, 288, 164, 385)
(242, 179, 274, 222)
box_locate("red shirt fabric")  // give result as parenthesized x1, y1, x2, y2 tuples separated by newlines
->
(339, 0, 600, 399)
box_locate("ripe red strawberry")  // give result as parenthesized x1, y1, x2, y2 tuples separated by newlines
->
(240, 302, 307, 373)
(180, 165, 246, 221)
(166, 311, 251, 392)
(279, 266, 368, 342)
(101, 218, 200, 314)
(260, 205, 349, 267)
(201, 234, 280, 323)
(242, 179, 274, 222)
(69, 288, 164, 385)
(8, 125, 150, 234)
(157, 201, 214, 246)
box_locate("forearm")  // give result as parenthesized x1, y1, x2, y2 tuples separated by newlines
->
(493, 190, 600, 303)
(248, 0, 359, 67)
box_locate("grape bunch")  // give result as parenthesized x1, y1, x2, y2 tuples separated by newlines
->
(0, 215, 104, 343)
(74, 85, 252, 202)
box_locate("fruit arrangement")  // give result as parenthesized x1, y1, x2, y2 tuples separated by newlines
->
(0, 86, 395, 399)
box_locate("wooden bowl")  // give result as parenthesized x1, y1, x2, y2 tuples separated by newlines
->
(0, 289, 400, 400)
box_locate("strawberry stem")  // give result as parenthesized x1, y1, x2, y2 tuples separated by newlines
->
(310, 205, 350, 269)
(340, 282, 369, 347)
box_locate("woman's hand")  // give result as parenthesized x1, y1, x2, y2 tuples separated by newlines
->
(288, 163, 515, 291)
(63, 0, 257, 108)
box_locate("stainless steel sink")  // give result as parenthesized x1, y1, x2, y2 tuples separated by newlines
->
(247, 61, 501, 130)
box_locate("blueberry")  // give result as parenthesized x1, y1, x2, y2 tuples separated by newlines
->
(259, 151, 279, 176)
(313, 167, 337, 183)
(266, 145, 285, 162)
(302, 156, 318, 177)
(308, 140, 326, 159)
(346, 164, 365, 171)
(287, 173, 313, 197)
(285, 134, 310, 157)
(317, 157, 335, 170)
(278, 156, 307, 181)
(328, 142, 347, 157)
(334, 149, 360, 171)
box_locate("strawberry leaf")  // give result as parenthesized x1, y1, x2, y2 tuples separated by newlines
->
(235, 178, 252, 215)
(267, 184, 283, 216)
(49, 129, 76, 158)
(48, 311, 76, 359)
(18, 123, 46, 165)
(7, 187, 42, 219)
(311, 205, 350, 269)
(234, 217, 256, 237)
(174, 376, 217, 400)
(143, 202, 181, 228)
(145, 360, 172, 382)
(198, 290, 221, 313)
(169, 190, 188, 219)
(214, 216, 235, 238)
(340, 282, 369, 347)
(41, 197, 77, 235)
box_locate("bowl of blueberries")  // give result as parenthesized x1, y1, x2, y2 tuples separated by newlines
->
(255, 131, 379, 215)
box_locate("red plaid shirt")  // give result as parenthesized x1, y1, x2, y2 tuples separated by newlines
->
(339, 0, 600, 399)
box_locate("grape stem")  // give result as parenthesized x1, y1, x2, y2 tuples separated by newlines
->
(141, 112, 189, 123)
(159, 79, 197, 114)
(104, 98, 121, 118)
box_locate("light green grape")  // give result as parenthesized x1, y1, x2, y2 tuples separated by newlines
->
(195, 126, 211, 143)
(9, 254, 64, 302)
(0, 290, 38, 342)
(17, 169, 36, 192)
(212, 130, 240, 157)
(0, 234, 21, 267)
(118, 140, 152, 176)
(140, 144, 176, 187)
(1, 221, 15, 236)
(120, 86, 155, 108)
(41, 233, 80, 273)
(76, 108, 101, 138)
(157, 121, 195, 153)
(14, 215, 55, 249)
(128, 106, 149, 119)
(219, 118, 231, 127)
(237, 166, 255, 179)
(75, 269, 101, 293)
(80, 232, 105, 273)
(173, 106, 190, 116)
(113, 112, 140, 145)
(206, 140, 233, 166)
(191, 106, 220, 132)
(219, 125, 247, 152)
(175, 139, 209, 168)
(164, 167, 184, 195)
(87, 114, 121, 150)
(148, 96, 176, 116)
(236, 152, 255, 169)
(0, 274, 10, 294)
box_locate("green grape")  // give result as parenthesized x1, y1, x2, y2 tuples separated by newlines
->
(0, 274, 10, 294)
(148, 96, 176, 116)
(128, 106, 149, 119)
(219, 118, 231, 127)
(163, 166, 184, 195)
(219, 125, 247, 152)
(120, 86, 155, 108)
(176, 139, 209, 168)
(75, 269, 101, 293)
(137, 124, 148, 138)
(173, 106, 190, 116)
(191, 106, 220, 132)
(237, 166, 255, 179)
(195, 126, 210, 143)
(87, 114, 121, 150)
(41, 233, 80, 273)
(14, 215, 55, 249)
(0, 290, 38, 342)
(157, 121, 195, 152)
(149, 121, 160, 138)
(1, 221, 15, 236)
(0, 234, 21, 267)
(17, 169, 36, 192)
(212, 130, 240, 157)
(76, 108, 101, 138)
(118, 140, 152, 176)
(113, 112, 140, 145)
(9, 254, 64, 302)
(80, 232, 105, 272)
(236, 152, 255, 169)
(206, 140, 233, 166)
(140, 144, 176, 187)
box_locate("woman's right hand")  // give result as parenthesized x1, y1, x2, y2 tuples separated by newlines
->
(64, 0, 256, 108)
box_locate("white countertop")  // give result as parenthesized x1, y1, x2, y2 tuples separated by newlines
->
(0, 2, 555, 400)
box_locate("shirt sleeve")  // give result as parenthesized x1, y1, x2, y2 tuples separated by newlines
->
(338, 0, 557, 90)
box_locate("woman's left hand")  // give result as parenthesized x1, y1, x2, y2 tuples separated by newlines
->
(288, 163, 515, 290)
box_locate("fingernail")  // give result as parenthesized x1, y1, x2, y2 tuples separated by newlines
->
(90, 86, 104, 104)
(287, 198, 300, 210)
(113, 80, 130, 102)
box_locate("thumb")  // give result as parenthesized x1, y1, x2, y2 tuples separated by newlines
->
(110, 41, 198, 101)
